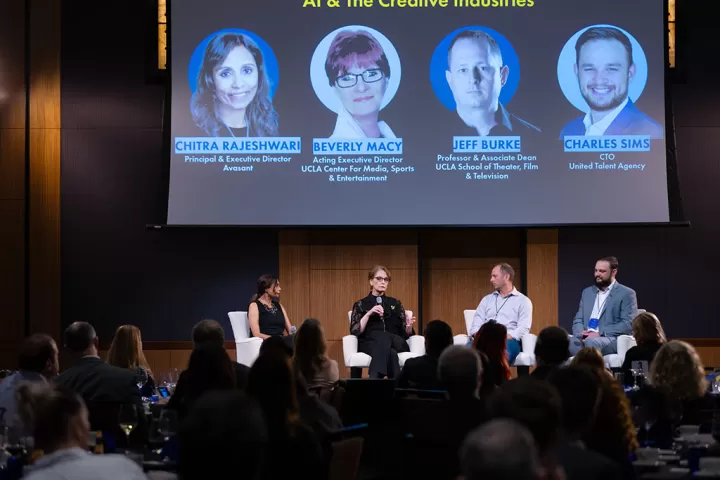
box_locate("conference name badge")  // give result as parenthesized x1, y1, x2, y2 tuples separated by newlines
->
(588, 318, 600, 332)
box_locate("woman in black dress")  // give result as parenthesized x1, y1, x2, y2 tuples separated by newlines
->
(350, 265, 415, 378)
(248, 274, 294, 353)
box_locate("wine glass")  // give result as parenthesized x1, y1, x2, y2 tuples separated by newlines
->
(136, 369, 149, 392)
(118, 404, 138, 445)
(158, 410, 178, 440)
(167, 369, 179, 394)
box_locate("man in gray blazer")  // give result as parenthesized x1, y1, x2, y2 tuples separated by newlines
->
(570, 257, 637, 356)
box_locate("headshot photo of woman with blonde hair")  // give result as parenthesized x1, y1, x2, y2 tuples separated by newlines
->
(190, 31, 279, 137)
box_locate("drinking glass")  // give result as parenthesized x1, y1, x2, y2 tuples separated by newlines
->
(118, 404, 139, 444)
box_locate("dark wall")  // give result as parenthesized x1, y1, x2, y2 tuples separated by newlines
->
(61, 1, 278, 342)
(559, 0, 720, 338)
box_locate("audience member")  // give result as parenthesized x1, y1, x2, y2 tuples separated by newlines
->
(621, 312, 666, 384)
(648, 340, 710, 426)
(168, 320, 250, 415)
(259, 335, 293, 358)
(292, 318, 339, 391)
(17, 384, 145, 480)
(247, 350, 325, 480)
(533, 326, 570, 379)
(548, 366, 622, 480)
(398, 319, 453, 390)
(167, 342, 236, 419)
(459, 419, 540, 480)
(54, 322, 142, 413)
(178, 390, 268, 480)
(570, 347, 610, 378)
(473, 321, 511, 387)
(583, 368, 638, 476)
(106, 325, 155, 397)
(488, 376, 565, 480)
(0, 334, 58, 433)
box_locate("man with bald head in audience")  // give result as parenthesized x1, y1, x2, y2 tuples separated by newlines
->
(55, 322, 141, 407)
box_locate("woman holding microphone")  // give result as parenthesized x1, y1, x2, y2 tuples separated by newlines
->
(350, 265, 415, 378)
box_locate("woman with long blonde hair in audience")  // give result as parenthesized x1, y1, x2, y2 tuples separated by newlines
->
(622, 312, 666, 384)
(107, 325, 155, 396)
(292, 318, 339, 391)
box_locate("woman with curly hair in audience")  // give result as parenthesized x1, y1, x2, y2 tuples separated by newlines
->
(571, 347, 638, 475)
(107, 325, 155, 397)
(648, 340, 710, 426)
(472, 321, 511, 389)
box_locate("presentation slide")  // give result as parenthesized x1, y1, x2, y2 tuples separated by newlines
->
(167, 0, 669, 225)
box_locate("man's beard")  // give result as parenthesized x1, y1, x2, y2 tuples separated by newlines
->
(595, 276, 611, 288)
(581, 86, 627, 112)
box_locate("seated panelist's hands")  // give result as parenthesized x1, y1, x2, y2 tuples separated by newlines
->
(405, 314, 416, 329)
(584, 332, 600, 339)
(370, 305, 384, 316)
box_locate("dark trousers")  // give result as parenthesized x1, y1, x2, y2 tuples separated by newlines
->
(359, 331, 409, 379)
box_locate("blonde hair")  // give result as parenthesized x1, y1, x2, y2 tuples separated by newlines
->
(632, 312, 666, 346)
(107, 325, 151, 374)
(649, 340, 706, 402)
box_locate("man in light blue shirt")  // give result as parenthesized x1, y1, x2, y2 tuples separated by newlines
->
(0, 334, 59, 429)
(470, 263, 533, 364)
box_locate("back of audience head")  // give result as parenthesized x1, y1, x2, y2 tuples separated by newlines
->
(535, 326, 570, 366)
(547, 365, 601, 439)
(185, 342, 236, 401)
(191, 319, 225, 348)
(424, 320, 453, 358)
(460, 419, 540, 480)
(259, 335, 293, 359)
(292, 318, 328, 382)
(179, 390, 268, 480)
(248, 349, 299, 435)
(633, 312, 666, 346)
(107, 325, 149, 373)
(64, 322, 98, 356)
(437, 346, 483, 399)
(489, 376, 562, 465)
(473, 321, 511, 380)
(649, 340, 707, 401)
(15, 383, 89, 453)
(570, 347, 607, 375)
(19, 334, 59, 378)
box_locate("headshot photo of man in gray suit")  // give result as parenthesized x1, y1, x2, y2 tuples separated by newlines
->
(570, 256, 638, 356)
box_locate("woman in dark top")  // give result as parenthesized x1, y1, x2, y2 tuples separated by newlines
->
(622, 312, 666, 385)
(248, 274, 295, 353)
(473, 321, 511, 388)
(350, 265, 415, 378)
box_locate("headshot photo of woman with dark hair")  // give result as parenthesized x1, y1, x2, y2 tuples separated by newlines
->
(324, 29, 396, 139)
(191, 31, 279, 137)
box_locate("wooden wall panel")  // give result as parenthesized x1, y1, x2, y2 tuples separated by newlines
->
(28, 0, 61, 340)
(424, 257, 522, 337)
(0, 0, 26, 369)
(526, 229, 559, 334)
(280, 230, 418, 372)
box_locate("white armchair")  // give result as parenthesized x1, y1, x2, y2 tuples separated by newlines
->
(454, 310, 537, 367)
(228, 311, 262, 366)
(342, 310, 425, 377)
(567, 334, 637, 368)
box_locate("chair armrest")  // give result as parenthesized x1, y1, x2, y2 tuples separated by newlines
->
(406, 335, 425, 355)
(616, 335, 636, 360)
(521, 334, 537, 354)
(454, 334, 471, 346)
(236, 338, 262, 367)
(343, 335, 358, 366)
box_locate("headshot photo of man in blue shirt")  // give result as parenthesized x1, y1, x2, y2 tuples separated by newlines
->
(560, 26, 663, 139)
